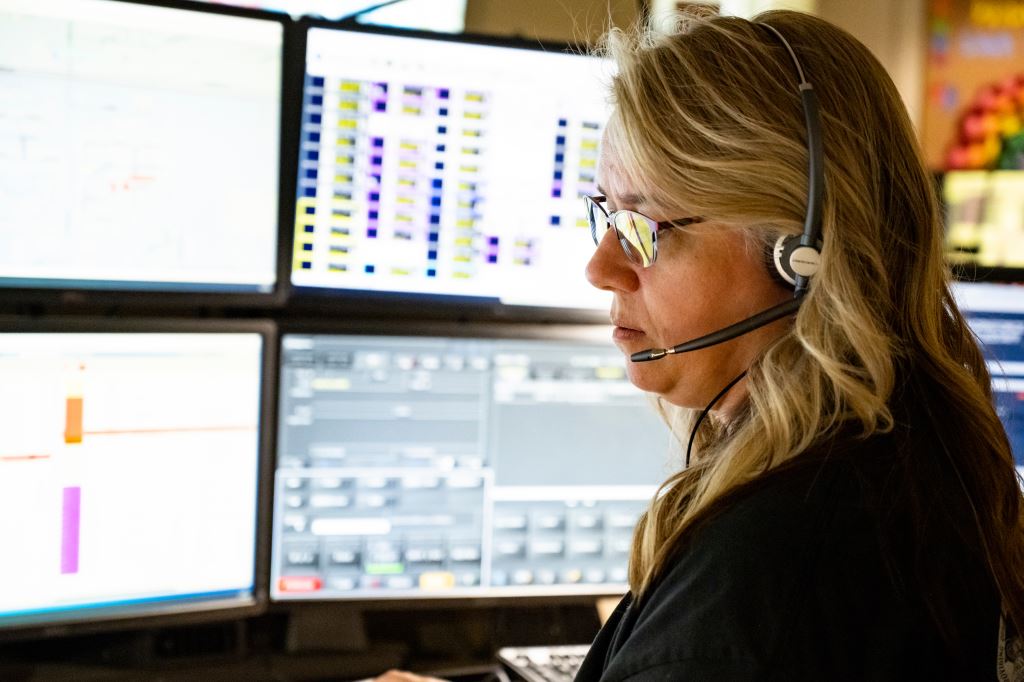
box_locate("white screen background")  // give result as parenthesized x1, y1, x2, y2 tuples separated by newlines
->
(0, 0, 281, 291)
(0, 333, 263, 619)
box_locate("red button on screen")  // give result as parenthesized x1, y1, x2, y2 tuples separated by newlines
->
(278, 576, 323, 592)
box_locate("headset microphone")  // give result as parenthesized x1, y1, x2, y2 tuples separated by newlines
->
(630, 23, 823, 365)
(630, 297, 802, 362)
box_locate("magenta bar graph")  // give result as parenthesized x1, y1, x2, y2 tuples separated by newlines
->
(61, 486, 81, 574)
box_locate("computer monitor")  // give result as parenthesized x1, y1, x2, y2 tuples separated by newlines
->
(954, 282, 1024, 474)
(290, 23, 614, 313)
(0, 321, 273, 635)
(943, 171, 1024, 270)
(0, 0, 285, 298)
(271, 326, 674, 601)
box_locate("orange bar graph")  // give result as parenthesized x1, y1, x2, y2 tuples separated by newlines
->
(64, 396, 83, 444)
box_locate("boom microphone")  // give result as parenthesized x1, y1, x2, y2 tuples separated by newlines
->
(630, 296, 803, 362)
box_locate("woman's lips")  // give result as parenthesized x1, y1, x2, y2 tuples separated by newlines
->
(612, 326, 646, 342)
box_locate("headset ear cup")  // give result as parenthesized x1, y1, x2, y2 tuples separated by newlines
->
(770, 235, 800, 288)
(769, 234, 822, 288)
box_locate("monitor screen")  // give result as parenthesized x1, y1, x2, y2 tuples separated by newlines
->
(272, 330, 673, 600)
(0, 0, 282, 294)
(0, 329, 266, 631)
(291, 26, 613, 311)
(955, 282, 1024, 475)
(943, 170, 1024, 269)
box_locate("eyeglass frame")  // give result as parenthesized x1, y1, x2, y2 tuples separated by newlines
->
(584, 194, 704, 268)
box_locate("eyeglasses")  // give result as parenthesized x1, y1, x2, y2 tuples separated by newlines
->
(584, 195, 703, 268)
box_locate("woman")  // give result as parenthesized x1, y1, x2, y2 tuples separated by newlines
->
(376, 9, 1024, 681)
(575, 8, 1024, 680)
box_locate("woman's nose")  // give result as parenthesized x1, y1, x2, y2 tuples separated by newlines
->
(585, 228, 640, 293)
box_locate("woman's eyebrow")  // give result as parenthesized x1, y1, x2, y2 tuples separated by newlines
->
(595, 184, 647, 207)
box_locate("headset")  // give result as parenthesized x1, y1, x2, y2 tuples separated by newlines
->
(630, 23, 825, 364)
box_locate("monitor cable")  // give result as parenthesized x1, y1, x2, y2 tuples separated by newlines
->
(336, 0, 408, 25)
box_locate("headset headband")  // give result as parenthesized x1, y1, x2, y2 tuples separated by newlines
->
(760, 23, 824, 297)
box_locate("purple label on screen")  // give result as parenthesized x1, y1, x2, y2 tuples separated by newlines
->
(61, 486, 81, 574)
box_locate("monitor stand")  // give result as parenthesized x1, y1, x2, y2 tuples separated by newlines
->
(285, 606, 368, 652)
(280, 607, 409, 679)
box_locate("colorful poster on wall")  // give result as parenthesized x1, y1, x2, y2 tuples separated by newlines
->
(925, 0, 1024, 171)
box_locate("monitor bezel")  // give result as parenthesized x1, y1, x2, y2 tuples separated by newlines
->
(270, 317, 647, 609)
(0, 0, 300, 312)
(284, 18, 611, 324)
(950, 264, 1024, 285)
(0, 316, 278, 640)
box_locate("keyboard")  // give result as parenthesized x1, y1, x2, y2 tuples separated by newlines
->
(497, 644, 590, 682)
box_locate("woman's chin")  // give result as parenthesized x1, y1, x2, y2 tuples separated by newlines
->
(623, 362, 703, 410)
(624, 359, 667, 395)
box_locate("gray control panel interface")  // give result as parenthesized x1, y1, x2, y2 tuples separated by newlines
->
(272, 333, 673, 600)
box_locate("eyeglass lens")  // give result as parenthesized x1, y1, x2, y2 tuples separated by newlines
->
(585, 197, 657, 267)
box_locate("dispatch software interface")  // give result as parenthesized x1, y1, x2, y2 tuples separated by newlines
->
(272, 333, 672, 599)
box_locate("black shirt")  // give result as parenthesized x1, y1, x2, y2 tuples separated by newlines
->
(575, 433, 1000, 681)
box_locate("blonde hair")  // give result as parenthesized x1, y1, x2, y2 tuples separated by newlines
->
(602, 10, 1024, 640)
